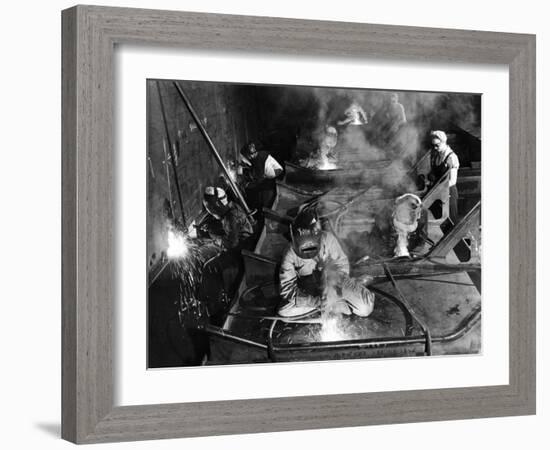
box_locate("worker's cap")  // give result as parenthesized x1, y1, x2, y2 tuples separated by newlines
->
(430, 130, 447, 144)
(203, 186, 227, 202)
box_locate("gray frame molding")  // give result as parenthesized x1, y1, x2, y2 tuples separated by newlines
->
(62, 5, 536, 444)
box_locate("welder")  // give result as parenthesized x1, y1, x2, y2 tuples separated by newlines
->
(364, 193, 429, 259)
(391, 193, 429, 257)
(337, 102, 368, 126)
(428, 130, 460, 224)
(199, 186, 254, 323)
(240, 142, 283, 210)
(302, 126, 339, 170)
(277, 208, 375, 318)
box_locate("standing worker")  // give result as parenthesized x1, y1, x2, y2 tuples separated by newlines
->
(428, 130, 460, 224)
(240, 142, 283, 210)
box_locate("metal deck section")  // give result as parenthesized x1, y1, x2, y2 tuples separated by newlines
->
(212, 169, 481, 363)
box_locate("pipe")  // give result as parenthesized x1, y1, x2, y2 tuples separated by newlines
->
(383, 263, 432, 355)
(155, 81, 187, 227)
(203, 324, 267, 350)
(172, 81, 252, 216)
(162, 139, 175, 219)
(270, 306, 481, 353)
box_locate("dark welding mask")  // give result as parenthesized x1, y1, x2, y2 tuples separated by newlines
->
(290, 209, 322, 259)
(203, 186, 230, 219)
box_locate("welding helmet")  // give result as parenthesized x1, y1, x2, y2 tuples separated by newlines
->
(393, 193, 422, 228)
(203, 186, 230, 219)
(290, 208, 322, 259)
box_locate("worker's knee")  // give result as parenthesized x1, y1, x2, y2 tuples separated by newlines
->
(353, 301, 374, 317)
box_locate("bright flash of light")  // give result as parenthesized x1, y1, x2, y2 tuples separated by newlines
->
(317, 155, 338, 171)
(319, 315, 348, 342)
(166, 229, 190, 259)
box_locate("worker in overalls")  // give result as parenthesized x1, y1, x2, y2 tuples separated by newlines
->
(200, 186, 254, 324)
(428, 130, 460, 224)
(277, 208, 375, 318)
(240, 142, 283, 211)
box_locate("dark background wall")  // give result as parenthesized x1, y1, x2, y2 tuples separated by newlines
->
(147, 80, 260, 269)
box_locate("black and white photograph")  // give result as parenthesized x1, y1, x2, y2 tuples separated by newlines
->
(147, 79, 482, 368)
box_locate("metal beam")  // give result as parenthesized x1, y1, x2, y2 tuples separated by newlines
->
(173, 81, 252, 216)
(429, 201, 481, 258)
(155, 81, 187, 227)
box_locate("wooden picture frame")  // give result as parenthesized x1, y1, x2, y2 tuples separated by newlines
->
(61, 5, 536, 444)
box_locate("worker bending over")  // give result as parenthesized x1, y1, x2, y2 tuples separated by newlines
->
(240, 142, 283, 210)
(277, 208, 374, 318)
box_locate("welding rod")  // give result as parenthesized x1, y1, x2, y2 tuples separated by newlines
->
(156, 81, 187, 228)
(173, 81, 252, 216)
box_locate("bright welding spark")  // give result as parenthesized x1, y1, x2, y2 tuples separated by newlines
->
(166, 229, 190, 259)
(317, 155, 338, 171)
(319, 315, 347, 342)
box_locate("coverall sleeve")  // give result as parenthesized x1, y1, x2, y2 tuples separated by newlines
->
(447, 152, 460, 187)
(264, 155, 283, 179)
(279, 248, 298, 302)
(222, 208, 252, 250)
(325, 233, 350, 275)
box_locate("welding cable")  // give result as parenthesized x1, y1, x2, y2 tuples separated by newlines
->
(226, 311, 323, 324)
(383, 263, 432, 355)
(267, 318, 279, 362)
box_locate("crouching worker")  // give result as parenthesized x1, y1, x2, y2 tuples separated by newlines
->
(200, 186, 254, 323)
(277, 208, 374, 318)
(365, 193, 429, 259)
(392, 193, 428, 257)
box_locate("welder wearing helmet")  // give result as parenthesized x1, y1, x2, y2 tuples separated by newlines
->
(303, 126, 339, 170)
(240, 142, 283, 210)
(391, 193, 428, 257)
(365, 193, 429, 259)
(202, 186, 254, 251)
(200, 186, 254, 323)
(277, 208, 374, 318)
(428, 130, 460, 224)
(337, 102, 368, 126)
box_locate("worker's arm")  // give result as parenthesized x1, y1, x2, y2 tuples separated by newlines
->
(264, 154, 283, 179)
(324, 233, 350, 275)
(357, 105, 368, 124)
(221, 208, 252, 250)
(396, 103, 407, 125)
(447, 153, 460, 187)
(279, 249, 298, 302)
